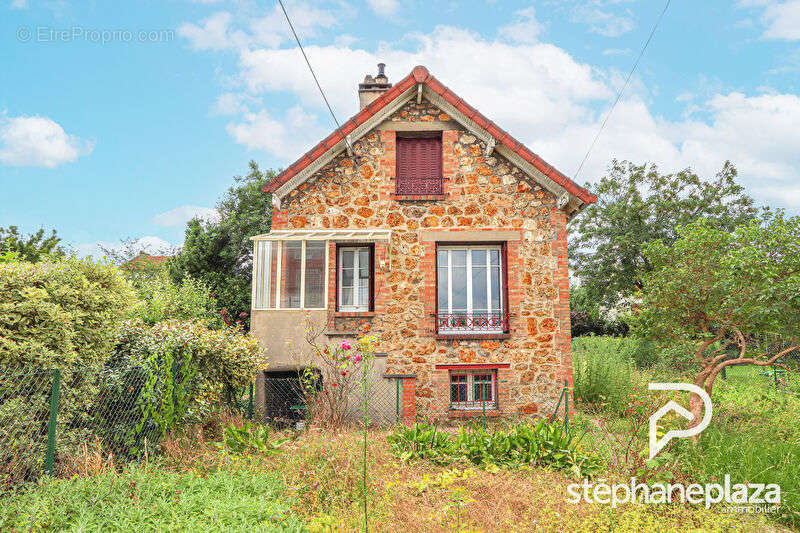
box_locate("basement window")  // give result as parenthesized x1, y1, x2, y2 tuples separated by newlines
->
(450, 370, 496, 410)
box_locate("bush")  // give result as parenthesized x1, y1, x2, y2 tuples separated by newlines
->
(0, 258, 138, 479)
(129, 271, 223, 327)
(107, 319, 265, 437)
(0, 257, 137, 369)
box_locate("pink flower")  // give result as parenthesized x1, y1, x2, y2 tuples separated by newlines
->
(341, 340, 353, 351)
(354, 354, 362, 363)
(341, 370, 348, 376)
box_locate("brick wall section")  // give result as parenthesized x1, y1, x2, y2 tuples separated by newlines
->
(273, 98, 573, 419)
(401, 377, 416, 425)
(551, 207, 574, 416)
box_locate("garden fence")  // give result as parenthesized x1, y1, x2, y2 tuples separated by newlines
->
(259, 375, 407, 428)
(0, 366, 164, 489)
(0, 365, 413, 490)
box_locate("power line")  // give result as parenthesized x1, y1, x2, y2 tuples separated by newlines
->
(276, 0, 351, 152)
(573, 0, 671, 182)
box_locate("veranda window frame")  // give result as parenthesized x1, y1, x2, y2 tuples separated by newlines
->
(251, 240, 329, 311)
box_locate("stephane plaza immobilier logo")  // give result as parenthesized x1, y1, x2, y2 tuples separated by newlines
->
(567, 383, 782, 514)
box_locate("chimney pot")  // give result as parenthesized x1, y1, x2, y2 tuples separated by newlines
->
(358, 63, 392, 109)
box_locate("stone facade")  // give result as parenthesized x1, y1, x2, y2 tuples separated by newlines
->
(268, 99, 573, 420)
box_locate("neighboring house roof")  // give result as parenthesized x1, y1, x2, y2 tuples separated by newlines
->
(123, 253, 170, 271)
(263, 65, 597, 214)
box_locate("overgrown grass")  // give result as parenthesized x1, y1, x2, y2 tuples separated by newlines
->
(572, 335, 800, 531)
(0, 465, 303, 532)
(572, 336, 639, 414)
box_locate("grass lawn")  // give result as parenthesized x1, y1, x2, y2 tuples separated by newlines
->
(0, 424, 789, 532)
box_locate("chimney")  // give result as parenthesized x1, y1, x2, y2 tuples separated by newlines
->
(358, 63, 392, 109)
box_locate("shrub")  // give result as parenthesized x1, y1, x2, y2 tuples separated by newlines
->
(0, 257, 137, 369)
(129, 271, 223, 327)
(0, 258, 138, 479)
(104, 319, 265, 443)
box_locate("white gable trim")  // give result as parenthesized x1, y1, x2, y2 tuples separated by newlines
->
(273, 83, 584, 213)
(273, 85, 417, 203)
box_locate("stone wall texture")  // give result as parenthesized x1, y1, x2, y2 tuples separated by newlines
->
(270, 98, 573, 419)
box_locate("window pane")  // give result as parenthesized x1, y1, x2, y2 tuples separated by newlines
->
(342, 268, 353, 287)
(268, 242, 279, 308)
(253, 241, 270, 309)
(341, 286, 353, 306)
(490, 248, 500, 266)
(471, 263, 488, 315)
(452, 250, 467, 313)
(437, 249, 448, 268)
(450, 374, 467, 403)
(341, 250, 354, 268)
(280, 241, 302, 308)
(452, 249, 466, 267)
(437, 264, 449, 312)
(490, 266, 501, 313)
(473, 374, 493, 402)
(304, 242, 325, 308)
(358, 276, 369, 307)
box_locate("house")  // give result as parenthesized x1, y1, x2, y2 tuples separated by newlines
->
(250, 64, 597, 423)
(122, 252, 170, 272)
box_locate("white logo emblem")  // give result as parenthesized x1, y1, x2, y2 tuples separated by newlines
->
(648, 383, 712, 459)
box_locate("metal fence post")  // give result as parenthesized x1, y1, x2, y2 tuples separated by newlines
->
(44, 369, 62, 476)
(395, 378, 400, 423)
(563, 378, 569, 428)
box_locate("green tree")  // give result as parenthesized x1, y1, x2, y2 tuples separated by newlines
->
(0, 226, 66, 262)
(569, 160, 762, 309)
(638, 214, 800, 423)
(169, 161, 275, 328)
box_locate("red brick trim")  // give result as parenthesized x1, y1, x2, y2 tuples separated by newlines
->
(435, 363, 510, 370)
(392, 194, 448, 201)
(264, 66, 597, 205)
(401, 377, 416, 425)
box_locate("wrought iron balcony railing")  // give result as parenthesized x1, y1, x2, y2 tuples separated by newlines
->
(395, 175, 444, 195)
(436, 312, 509, 334)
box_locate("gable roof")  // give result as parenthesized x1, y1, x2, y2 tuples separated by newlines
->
(263, 65, 597, 213)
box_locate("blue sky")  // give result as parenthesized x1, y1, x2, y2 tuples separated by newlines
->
(2, 0, 799, 255)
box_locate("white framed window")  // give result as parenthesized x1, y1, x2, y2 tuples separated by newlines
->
(436, 245, 505, 334)
(252, 240, 328, 310)
(338, 246, 371, 312)
(450, 370, 496, 409)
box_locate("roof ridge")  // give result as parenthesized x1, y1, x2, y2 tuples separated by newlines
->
(263, 66, 597, 205)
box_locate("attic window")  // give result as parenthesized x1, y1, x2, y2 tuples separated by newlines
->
(396, 134, 443, 195)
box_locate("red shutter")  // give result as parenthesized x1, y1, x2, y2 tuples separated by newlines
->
(396, 136, 443, 194)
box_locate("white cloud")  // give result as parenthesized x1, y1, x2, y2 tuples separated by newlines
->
(757, 1, 800, 40)
(152, 205, 220, 227)
(178, 12, 247, 51)
(211, 92, 262, 116)
(367, 0, 399, 18)
(499, 7, 545, 44)
(573, 6, 635, 37)
(0, 114, 93, 168)
(226, 105, 329, 159)
(602, 48, 629, 55)
(77, 236, 176, 259)
(178, 3, 339, 51)
(11, 0, 27, 9)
